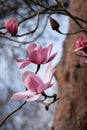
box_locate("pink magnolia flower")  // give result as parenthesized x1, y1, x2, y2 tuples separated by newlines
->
(17, 43, 57, 69)
(73, 35, 87, 53)
(5, 19, 18, 35)
(73, 35, 87, 63)
(11, 63, 55, 102)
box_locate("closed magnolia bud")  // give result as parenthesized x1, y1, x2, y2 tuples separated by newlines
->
(45, 105, 49, 111)
(5, 19, 18, 35)
(50, 17, 60, 31)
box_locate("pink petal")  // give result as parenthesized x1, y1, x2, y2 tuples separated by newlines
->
(47, 44, 53, 57)
(28, 43, 37, 56)
(44, 63, 55, 84)
(37, 82, 53, 92)
(22, 71, 32, 82)
(49, 68, 55, 82)
(27, 94, 41, 102)
(29, 45, 49, 64)
(19, 61, 31, 69)
(44, 63, 52, 83)
(34, 45, 42, 51)
(45, 52, 58, 63)
(5, 19, 18, 34)
(22, 71, 34, 89)
(80, 35, 86, 41)
(27, 75, 44, 93)
(16, 59, 29, 62)
(28, 44, 42, 60)
(76, 35, 86, 48)
(11, 91, 35, 101)
(9, 22, 16, 33)
(22, 71, 44, 92)
(76, 40, 81, 48)
(43, 82, 53, 91)
(29, 50, 43, 64)
(41, 48, 49, 62)
(73, 47, 83, 52)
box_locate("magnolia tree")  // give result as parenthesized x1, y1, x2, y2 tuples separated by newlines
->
(0, 0, 87, 129)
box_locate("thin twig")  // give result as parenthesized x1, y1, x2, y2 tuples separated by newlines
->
(36, 96, 60, 111)
(57, 28, 87, 35)
(0, 93, 60, 126)
(0, 101, 27, 127)
(23, 0, 35, 13)
(62, 9, 87, 33)
(15, 14, 40, 37)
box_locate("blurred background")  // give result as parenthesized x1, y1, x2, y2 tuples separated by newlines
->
(0, 0, 69, 130)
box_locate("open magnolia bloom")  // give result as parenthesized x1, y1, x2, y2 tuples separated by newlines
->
(73, 35, 87, 53)
(73, 35, 87, 63)
(11, 63, 55, 102)
(16, 43, 57, 69)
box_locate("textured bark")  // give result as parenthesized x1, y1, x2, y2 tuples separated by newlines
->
(53, 0, 87, 130)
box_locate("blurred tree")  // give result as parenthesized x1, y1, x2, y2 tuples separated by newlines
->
(53, 0, 87, 130)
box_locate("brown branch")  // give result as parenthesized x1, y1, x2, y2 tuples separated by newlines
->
(0, 91, 60, 127)
(45, 97, 60, 111)
(48, 11, 87, 24)
(36, 96, 60, 111)
(18, 4, 60, 25)
(57, 28, 87, 35)
(31, 0, 50, 10)
(0, 15, 49, 46)
(15, 10, 25, 19)
(24, 1, 86, 34)
(0, 2, 87, 31)
(0, 35, 25, 44)
(0, 26, 5, 29)
(15, 14, 40, 37)
(23, 0, 35, 13)
(42, 92, 57, 99)
(61, 9, 87, 33)
(0, 101, 27, 127)
(0, 2, 87, 44)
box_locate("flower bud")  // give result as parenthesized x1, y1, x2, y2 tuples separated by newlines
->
(50, 17, 60, 31)
(45, 105, 49, 111)
(5, 19, 18, 35)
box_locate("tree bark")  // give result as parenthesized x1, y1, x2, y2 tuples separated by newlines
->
(53, 0, 87, 130)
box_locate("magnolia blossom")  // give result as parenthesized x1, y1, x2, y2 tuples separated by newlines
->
(73, 35, 87, 53)
(16, 43, 57, 69)
(11, 63, 55, 102)
(5, 19, 18, 35)
(73, 35, 87, 63)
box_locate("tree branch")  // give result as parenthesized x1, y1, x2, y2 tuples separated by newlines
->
(0, 101, 27, 127)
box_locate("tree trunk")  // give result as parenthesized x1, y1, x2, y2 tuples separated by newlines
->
(53, 0, 87, 130)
